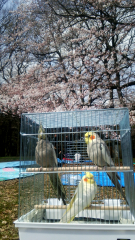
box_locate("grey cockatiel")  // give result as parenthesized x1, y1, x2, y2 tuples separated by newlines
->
(35, 124, 66, 205)
(85, 131, 128, 204)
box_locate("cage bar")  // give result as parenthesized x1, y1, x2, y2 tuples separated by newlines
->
(15, 108, 135, 240)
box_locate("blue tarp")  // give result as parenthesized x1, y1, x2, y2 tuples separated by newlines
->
(0, 159, 62, 181)
(0, 161, 36, 169)
(0, 159, 91, 168)
(0, 161, 134, 187)
(0, 167, 20, 181)
(61, 172, 135, 187)
(61, 160, 92, 164)
(0, 161, 36, 181)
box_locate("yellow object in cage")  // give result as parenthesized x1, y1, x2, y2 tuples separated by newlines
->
(14, 108, 135, 240)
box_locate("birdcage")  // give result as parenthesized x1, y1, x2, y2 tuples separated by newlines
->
(14, 108, 135, 240)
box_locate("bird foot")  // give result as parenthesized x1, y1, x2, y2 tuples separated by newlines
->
(95, 166, 98, 171)
(103, 166, 106, 171)
(39, 167, 43, 172)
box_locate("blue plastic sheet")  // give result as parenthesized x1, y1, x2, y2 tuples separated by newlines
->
(0, 167, 20, 181)
(0, 161, 134, 186)
(58, 158, 92, 165)
(0, 161, 36, 181)
(61, 172, 134, 187)
(0, 161, 35, 169)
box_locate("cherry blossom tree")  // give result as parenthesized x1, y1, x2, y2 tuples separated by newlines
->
(0, 0, 33, 83)
(0, 0, 135, 122)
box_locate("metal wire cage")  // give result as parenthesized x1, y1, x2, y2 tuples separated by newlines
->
(18, 108, 135, 225)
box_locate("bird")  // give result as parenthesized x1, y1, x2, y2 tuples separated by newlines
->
(84, 131, 128, 204)
(60, 172, 97, 223)
(35, 124, 66, 205)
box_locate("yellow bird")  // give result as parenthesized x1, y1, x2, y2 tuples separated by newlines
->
(60, 172, 97, 223)
(85, 131, 128, 204)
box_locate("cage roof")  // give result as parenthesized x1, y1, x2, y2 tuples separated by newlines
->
(21, 108, 130, 129)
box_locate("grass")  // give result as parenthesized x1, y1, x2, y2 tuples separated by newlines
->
(0, 157, 19, 163)
(0, 179, 19, 240)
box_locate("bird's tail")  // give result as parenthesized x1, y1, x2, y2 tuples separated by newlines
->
(107, 172, 128, 205)
(60, 195, 77, 223)
(49, 173, 66, 205)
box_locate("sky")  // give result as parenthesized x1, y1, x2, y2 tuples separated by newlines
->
(1, 0, 20, 18)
